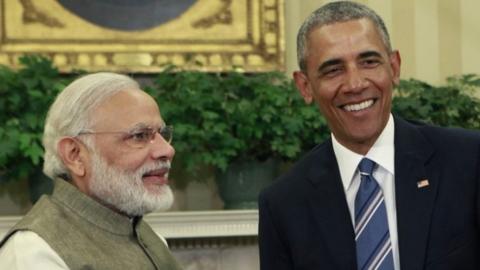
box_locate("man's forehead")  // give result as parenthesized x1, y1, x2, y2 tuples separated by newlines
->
(307, 18, 388, 51)
(91, 89, 163, 130)
(309, 18, 374, 39)
(306, 19, 386, 55)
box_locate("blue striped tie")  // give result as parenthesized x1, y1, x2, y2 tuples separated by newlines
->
(355, 158, 394, 270)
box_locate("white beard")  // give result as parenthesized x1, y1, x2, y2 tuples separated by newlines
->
(88, 151, 174, 217)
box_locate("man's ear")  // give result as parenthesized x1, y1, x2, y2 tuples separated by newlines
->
(390, 50, 401, 86)
(57, 137, 87, 178)
(293, 71, 314, 104)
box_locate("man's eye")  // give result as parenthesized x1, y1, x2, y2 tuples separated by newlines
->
(129, 131, 151, 141)
(361, 58, 381, 68)
(322, 67, 342, 78)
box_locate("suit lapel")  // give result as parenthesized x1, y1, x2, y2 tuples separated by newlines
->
(306, 141, 357, 269)
(394, 117, 437, 270)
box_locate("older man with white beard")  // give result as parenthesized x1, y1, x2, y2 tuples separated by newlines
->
(0, 72, 182, 270)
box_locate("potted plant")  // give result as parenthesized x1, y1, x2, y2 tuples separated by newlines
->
(0, 55, 72, 207)
(147, 68, 328, 208)
(392, 75, 480, 129)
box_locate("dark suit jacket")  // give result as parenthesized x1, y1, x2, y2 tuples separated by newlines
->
(258, 117, 480, 270)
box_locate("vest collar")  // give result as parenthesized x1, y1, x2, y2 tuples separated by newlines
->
(52, 179, 136, 236)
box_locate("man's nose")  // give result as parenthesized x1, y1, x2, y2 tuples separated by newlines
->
(343, 66, 368, 93)
(151, 133, 175, 160)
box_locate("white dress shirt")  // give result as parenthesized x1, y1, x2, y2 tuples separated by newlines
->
(0, 231, 69, 269)
(332, 114, 400, 270)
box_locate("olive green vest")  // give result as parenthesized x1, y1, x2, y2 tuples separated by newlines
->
(0, 179, 182, 270)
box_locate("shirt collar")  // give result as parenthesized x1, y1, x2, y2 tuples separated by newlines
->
(332, 114, 395, 191)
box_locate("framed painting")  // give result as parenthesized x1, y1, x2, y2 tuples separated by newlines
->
(0, 0, 284, 73)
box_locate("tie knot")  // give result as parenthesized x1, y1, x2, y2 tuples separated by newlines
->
(359, 158, 376, 175)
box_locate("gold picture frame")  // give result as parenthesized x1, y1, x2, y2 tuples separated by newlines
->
(0, 0, 284, 73)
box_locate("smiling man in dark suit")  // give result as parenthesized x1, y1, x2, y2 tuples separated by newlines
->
(258, 1, 480, 270)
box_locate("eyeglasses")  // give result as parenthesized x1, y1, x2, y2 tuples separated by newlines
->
(78, 125, 173, 149)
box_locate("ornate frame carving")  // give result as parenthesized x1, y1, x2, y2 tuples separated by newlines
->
(0, 0, 284, 73)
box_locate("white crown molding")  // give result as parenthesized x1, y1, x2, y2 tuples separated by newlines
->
(0, 210, 259, 239)
(145, 210, 259, 238)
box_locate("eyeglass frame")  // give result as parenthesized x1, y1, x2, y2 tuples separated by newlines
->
(77, 125, 173, 149)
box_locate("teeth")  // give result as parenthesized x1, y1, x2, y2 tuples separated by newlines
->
(343, 99, 374, 112)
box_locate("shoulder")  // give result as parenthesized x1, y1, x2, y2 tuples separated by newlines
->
(4, 195, 78, 254)
(260, 140, 333, 203)
(13, 195, 66, 232)
(396, 117, 480, 149)
(394, 117, 480, 171)
(0, 231, 68, 269)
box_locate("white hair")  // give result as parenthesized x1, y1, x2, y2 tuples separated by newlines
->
(42, 72, 140, 179)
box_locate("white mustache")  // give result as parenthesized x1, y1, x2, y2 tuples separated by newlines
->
(136, 161, 171, 176)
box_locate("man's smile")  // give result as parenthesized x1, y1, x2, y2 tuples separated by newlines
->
(340, 98, 376, 112)
(142, 168, 169, 185)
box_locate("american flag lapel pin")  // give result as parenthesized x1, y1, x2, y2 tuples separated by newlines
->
(417, 179, 429, 188)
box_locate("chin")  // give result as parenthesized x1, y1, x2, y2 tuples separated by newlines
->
(144, 184, 174, 213)
(145, 183, 169, 194)
(350, 124, 383, 141)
